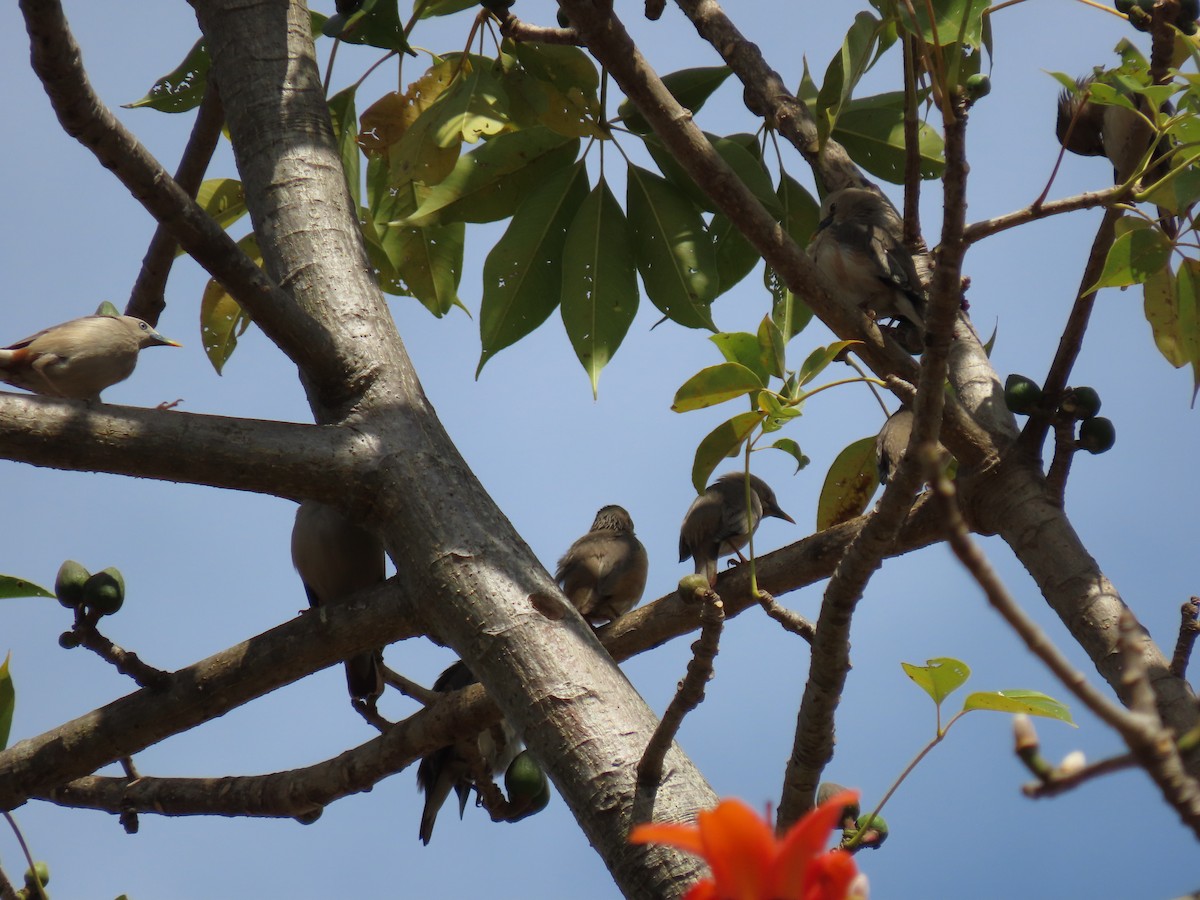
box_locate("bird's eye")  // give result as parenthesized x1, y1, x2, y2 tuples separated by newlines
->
(139, 322, 149, 332)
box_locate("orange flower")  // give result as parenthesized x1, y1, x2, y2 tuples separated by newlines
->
(629, 792, 863, 900)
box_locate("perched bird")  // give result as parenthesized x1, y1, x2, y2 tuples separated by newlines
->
(554, 505, 649, 626)
(416, 660, 520, 845)
(808, 188, 926, 345)
(875, 408, 950, 486)
(679, 472, 795, 586)
(0, 314, 180, 401)
(290, 501, 387, 705)
(1056, 73, 1176, 235)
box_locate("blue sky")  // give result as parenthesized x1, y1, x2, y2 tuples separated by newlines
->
(1, 1, 1198, 897)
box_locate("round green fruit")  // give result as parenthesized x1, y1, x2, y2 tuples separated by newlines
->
(24, 861, 50, 888)
(1061, 386, 1101, 419)
(83, 568, 125, 616)
(965, 73, 991, 99)
(1114, 0, 1134, 11)
(58, 631, 80, 649)
(1004, 374, 1043, 416)
(1079, 416, 1116, 454)
(505, 750, 549, 805)
(854, 813, 889, 848)
(54, 560, 90, 608)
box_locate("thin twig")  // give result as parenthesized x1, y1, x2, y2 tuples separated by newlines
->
(756, 591, 815, 644)
(1023, 750, 1137, 798)
(1170, 598, 1200, 680)
(497, 12, 581, 45)
(383, 666, 440, 705)
(1044, 418, 1077, 504)
(67, 615, 171, 691)
(637, 591, 725, 786)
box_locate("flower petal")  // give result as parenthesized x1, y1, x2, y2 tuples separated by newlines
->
(801, 851, 859, 900)
(772, 791, 858, 898)
(629, 821, 707, 856)
(696, 799, 777, 900)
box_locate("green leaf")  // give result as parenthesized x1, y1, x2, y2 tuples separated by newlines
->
(123, 36, 210, 113)
(200, 233, 258, 374)
(757, 315, 786, 379)
(478, 162, 589, 374)
(329, 87, 362, 210)
(428, 57, 511, 146)
(1175, 259, 1200, 401)
(817, 12, 884, 145)
(757, 391, 801, 432)
(0, 576, 54, 600)
(770, 437, 810, 473)
(777, 173, 822, 247)
(709, 214, 761, 298)
(902, 657, 971, 707)
(710, 332, 770, 385)
(816, 436, 877, 530)
(834, 92, 945, 183)
(188, 179, 248, 245)
(963, 690, 1076, 726)
(626, 165, 718, 331)
(798, 340, 859, 387)
(673, 363, 765, 412)
(617, 66, 732, 134)
(366, 168, 465, 316)
(402, 128, 580, 226)
(897, 0, 989, 50)
(644, 134, 780, 216)
(324, 0, 411, 53)
(691, 412, 762, 493)
(560, 178, 639, 396)
(510, 41, 601, 138)
(765, 269, 814, 343)
(419, 0, 478, 15)
(0, 654, 11, 751)
(1144, 263, 1187, 367)
(1093, 217, 1172, 289)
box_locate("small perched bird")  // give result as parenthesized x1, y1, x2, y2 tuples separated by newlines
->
(808, 188, 926, 346)
(875, 408, 951, 486)
(290, 501, 387, 705)
(0, 314, 180, 401)
(416, 660, 520, 845)
(554, 505, 649, 625)
(679, 472, 794, 586)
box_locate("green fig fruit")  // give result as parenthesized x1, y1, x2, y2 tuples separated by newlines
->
(854, 813, 889, 849)
(1114, 0, 1133, 12)
(1079, 417, 1116, 454)
(54, 560, 90, 609)
(23, 861, 50, 888)
(1004, 374, 1043, 416)
(83, 568, 125, 616)
(965, 73, 991, 100)
(1060, 386, 1101, 419)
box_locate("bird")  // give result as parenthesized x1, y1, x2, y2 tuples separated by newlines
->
(290, 500, 387, 706)
(554, 505, 649, 626)
(416, 660, 520, 845)
(1056, 74, 1176, 236)
(808, 187, 927, 346)
(0, 314, 180, 401)
(679, 472, 795, 586)
(875, 408, 950, 486)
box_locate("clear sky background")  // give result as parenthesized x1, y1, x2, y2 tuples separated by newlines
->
(2, 1, 1198, 898)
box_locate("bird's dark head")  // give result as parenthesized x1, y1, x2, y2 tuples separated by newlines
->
(747, 474, 794, 524)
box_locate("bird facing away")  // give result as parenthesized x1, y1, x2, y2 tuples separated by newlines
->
(0, 314, 181, 401)
(679, 472, 795, 586)
(416, 660, 520, 845)
(808, 188, 926, 341)
(875, 408, 951, 486)
(290, 501, 387, 706)
(554, 505, 649, 626)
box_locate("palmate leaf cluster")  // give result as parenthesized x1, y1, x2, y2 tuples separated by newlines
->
(127, 1, 949, 394)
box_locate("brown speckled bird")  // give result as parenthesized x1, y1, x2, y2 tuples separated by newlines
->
(0, 314, 180, 400)
(555, 505, 649, 625)
(679, 473, 794, 586)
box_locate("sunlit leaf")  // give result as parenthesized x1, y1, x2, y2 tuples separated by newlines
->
(816, 436, 876, 530)
(419, 0, 477, 16)
(691, 412, 762, 493)
(673, 363, 765, 412)
(816, 12, 884, 145)
(477, 163, 589, 374)
(560, 178, 639, 396)
(329, 87, 362, 210)
(402, 128, 579, 226)
(0, 576, 54, 600)
(798, 340, 860, 387)
(834, 92, 945, 183)
(200, 233, 258, 373)
(1093, 217, 1172, 289)
(193, 179, 248, 234)
(963, 690, 1076, 726)
(0, 654, 11, 751)
(757, 315, 787, 379)
(1144, 264, 1186, 367)
(710, 333, 770, 385)
(770, 437, 810, 473)
(123, 37, 210, 113)
(902, 657, 971, 707)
